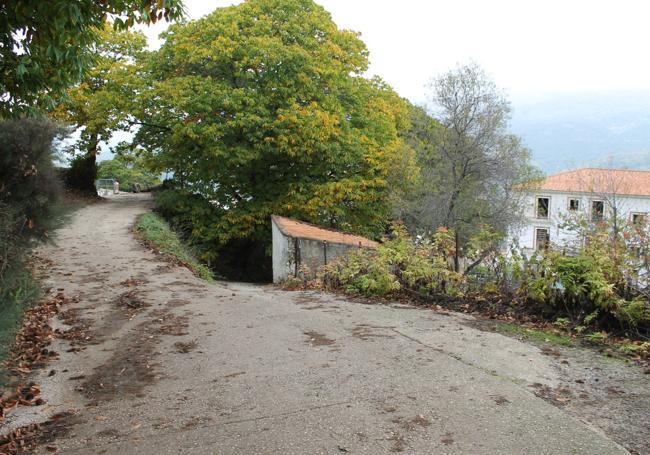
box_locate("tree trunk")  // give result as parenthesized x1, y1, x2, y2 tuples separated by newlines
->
(454, 230, 460, 273)
(86, 135, 99, 192)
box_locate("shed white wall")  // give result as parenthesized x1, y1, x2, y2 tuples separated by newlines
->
(509, 190, 650, 253)
(272, 220, 291, 283)
(296, 238, 357, 274)
(272, 218, 368, 283)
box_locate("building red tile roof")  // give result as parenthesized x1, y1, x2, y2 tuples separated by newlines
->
(271, 215, 378, 248)
(535, 168, 650, 196)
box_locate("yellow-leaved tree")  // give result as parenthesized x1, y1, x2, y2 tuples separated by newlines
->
(132, 0, 414, 280)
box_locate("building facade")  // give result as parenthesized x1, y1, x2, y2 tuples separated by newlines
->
(510, 168, 650, 253)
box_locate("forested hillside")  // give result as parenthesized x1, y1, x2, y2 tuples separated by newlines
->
(511, 90, 650, 173)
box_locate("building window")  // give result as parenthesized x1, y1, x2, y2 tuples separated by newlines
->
(536, 197, 550, 219)
(535, 228, 550, 250)
(591, 200, 604, 222)
(568, 198, 580, 211)
(631, 213, 647, 226)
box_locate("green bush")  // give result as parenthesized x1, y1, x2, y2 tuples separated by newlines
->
(616, 299, 650, 327)
(63, 154, 97, 195)
(320, 224, 462, 298)
(526, 252, 616, 309)
(318, 217, 650, 339)
(0, 118, 67, 378)
(519, 225, 650, 335)
(0, 118, 65, 268)
(337, 249, 400, 297)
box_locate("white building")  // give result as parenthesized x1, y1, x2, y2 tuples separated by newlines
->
(511, 168, 650, 253)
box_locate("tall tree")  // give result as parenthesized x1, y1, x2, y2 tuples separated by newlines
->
(0, 0, 184, 117)
(394, 103, 442, 227)
(400, 64, 540, 272)
(52, 25, 148, 194)
(133, 0, 411, 251)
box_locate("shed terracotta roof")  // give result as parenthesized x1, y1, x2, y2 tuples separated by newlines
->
(271, 215, 378, 248)
(535, 168, 650, 196)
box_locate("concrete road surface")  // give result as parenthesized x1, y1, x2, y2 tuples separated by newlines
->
(2, 193, 630, 454)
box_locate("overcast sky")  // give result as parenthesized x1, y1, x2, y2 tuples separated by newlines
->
(139, 0, 650, 104)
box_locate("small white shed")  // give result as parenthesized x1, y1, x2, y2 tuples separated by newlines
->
(271, 215, 378, 283)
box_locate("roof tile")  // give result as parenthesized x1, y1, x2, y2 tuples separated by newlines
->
(536, 168, 650, 196)
(272, 215, 378, 248)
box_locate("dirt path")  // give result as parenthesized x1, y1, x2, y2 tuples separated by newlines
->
(1, 193, 646, 454)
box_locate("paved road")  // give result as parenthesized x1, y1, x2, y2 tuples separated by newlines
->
(4, 194, 629, 454)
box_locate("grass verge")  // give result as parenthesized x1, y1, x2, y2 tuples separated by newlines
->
(497, 323, 575, 347)
(494, 322, 650, 363)
(135, 212, 213, 282)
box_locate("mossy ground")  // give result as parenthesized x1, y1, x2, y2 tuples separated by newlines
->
(496, 323, 575, 347)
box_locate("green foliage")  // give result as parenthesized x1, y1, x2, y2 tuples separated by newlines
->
(518, 220, 650, 335)
(616, 299, 650, 327)
(526, 252, 616, 309)
(331, 248, 401, 297)
(0, 118, 68, 381)
(135, 212, 213, 281)
(63, 154, 98, 194)
(0, 118, 66, 274)
(153, 188, 220, 259)
(553, 317, 572, 329)
(585, 331, 608, 343)
(319, 209, 650, 339)
(0, 259, 41, 384)
(97, 156, 160, 192)
(153, 188, 273, 281)
(617, 341, 650, 357)
(498, 323, 574, 347)
(1, 0, 184, 117)
(52, 25, 150, 194)
(132, 0, 412, 249)
(320, 224, 462, 297)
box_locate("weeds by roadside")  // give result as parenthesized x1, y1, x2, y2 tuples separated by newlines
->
(280, 223, 650, 364)
(134, 212, 213, 282)
(497, 323, 575, 347)
(0, 197, 85, 387)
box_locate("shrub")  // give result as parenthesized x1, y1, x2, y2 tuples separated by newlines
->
(338, 249, 400, 297)
(616, 299, 650, 328)
(317, 217, 650, 340)
(0, 118, 65, 277)
(62, 154, 97, 195)
(320, 224, 462, 298)
(0, 258, 41, 379)
(0, 118, 67, 374)
(518, 225, 650, 336)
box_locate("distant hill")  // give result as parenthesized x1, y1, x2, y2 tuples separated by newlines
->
(510, 91, 650, 174)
